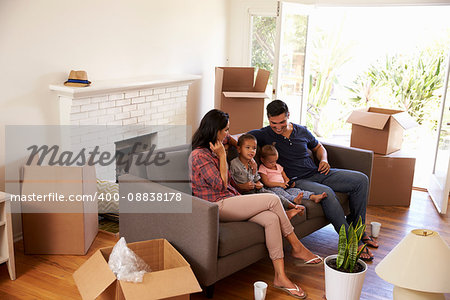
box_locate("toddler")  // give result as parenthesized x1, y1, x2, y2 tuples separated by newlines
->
(259, 145, 327, 212)
(230, 134, 304, 219)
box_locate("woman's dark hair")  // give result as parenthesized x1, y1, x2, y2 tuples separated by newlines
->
(266, 100, 289, 118)
(192, 109, 229, 149)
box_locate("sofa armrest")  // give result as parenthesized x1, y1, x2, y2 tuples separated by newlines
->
(118, 174, 219, 286)
(321, 142, 374, 182)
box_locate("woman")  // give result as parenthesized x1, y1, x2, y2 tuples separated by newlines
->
(190, 109, 322, 299)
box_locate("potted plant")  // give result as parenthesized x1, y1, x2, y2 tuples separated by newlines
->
(324, 217, 368, 300)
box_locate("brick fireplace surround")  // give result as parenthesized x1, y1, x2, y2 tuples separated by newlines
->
(49, 74, 200, 180)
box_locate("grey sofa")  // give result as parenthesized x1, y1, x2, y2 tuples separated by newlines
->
(119, 142, 373, 297)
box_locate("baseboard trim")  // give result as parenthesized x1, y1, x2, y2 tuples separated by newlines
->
(13, 232, 23, 243)
(412, 186, 428, 193)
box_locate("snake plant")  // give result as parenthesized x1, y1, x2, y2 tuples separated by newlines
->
(336, 216, 366, 273)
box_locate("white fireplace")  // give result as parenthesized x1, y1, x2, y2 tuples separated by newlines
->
(49, 74, 200, 180)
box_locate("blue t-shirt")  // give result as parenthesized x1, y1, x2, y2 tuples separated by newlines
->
(249, 124, 319, 179)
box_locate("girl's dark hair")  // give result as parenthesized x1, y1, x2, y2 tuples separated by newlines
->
(192, 109, 229, 149)
(237, 133, 256, 146)
(266, 99, 289, 117)
(260, 144, 278, 158)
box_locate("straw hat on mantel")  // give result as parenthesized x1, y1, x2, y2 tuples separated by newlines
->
(64, 70, 91, 87)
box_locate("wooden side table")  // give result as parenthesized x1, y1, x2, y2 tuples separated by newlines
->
(0, 192, 16, 280)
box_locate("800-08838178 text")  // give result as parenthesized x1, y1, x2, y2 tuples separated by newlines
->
(125, 192, 182, 202)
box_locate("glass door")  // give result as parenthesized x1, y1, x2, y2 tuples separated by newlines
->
(273, 1, 312, 124)
(428, 51, 450, 214)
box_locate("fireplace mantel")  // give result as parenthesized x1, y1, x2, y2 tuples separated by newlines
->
(49, 74, 200, 99)
(49, 74, 200, 180)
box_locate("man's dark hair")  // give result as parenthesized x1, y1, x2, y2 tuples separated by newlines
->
(266, 100, 289, 117)
(237, 133, 256, 146)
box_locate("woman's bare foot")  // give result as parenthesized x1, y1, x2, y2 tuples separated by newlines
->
(286, 205, 304, 220)
(293, 192, 303, 204)
(273, 276, 306, 298)
(310, 192, 327, 203)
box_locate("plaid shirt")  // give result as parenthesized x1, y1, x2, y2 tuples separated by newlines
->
(189, 147, 240, 202)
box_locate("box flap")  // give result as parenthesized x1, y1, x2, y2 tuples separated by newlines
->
(222, 92, 269, 99)
(119, 266, 202, 299)
(391, 111, 417, 129)
(215, 67, 225, 107)
(253, 69, 270, 92)
(347, 109, 391, 130)
(73, 250, 117, 299)
(218, 67, 255, 92)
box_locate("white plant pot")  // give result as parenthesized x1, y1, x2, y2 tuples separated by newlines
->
(324, 254, 367, 300)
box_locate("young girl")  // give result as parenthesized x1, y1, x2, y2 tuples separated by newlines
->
(259, 145, 327, 207)
(229, 134, 304, 220)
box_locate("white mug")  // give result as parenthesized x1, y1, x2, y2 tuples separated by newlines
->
(371, 221, 381, 238)
(254, 281, 268, 300)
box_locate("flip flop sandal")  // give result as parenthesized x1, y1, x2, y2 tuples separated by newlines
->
(362, 235, 379, 248)
(359, 247, 374, 262)
(274, 283, 307, 299)
(294, 255, 323, 266)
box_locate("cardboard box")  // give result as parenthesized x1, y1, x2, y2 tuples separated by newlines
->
(21, 165, 98, 255)
(368, 151, 416, 206)
(215, 67, 270, 134)
(347, 107, 417, 155)
(73, 239, 202, 300)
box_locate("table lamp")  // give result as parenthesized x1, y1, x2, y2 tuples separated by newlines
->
(375, 229, 450, 300)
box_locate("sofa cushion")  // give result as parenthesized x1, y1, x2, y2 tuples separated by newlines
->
(218, 222, 265, 257)
(145, 145, 191, 194)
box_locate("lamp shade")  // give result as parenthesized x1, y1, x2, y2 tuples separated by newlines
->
(375, 229, 450, 293)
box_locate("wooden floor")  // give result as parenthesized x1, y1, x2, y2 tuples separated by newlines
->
(0, 190, 448, 300)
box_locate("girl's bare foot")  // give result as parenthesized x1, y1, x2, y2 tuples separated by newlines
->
(293, 192, 303, 204)
(310, 192, 327, 203)
(286, 205, 305, 219)
(286, 208, 300, 220)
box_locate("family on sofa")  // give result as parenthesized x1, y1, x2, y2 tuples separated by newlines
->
(119, 99, 376, 299)
(189, 100, 379, 299)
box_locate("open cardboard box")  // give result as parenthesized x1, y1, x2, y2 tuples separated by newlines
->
(347, 107, 417, 155)
(21, 165, 98, 255)
(215, 67, 270, 134)
(73, 239, 202, 300)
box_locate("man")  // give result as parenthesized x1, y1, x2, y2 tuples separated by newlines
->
(248, 100, 378, 260)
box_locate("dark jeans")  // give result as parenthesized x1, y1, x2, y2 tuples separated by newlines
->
(294, 168, 369, 234)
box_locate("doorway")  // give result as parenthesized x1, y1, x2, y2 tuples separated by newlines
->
(248, 3, 450, 191)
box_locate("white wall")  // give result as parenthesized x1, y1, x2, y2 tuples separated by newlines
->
(0, 0, 228, 190)
(0, 0, 228, 237)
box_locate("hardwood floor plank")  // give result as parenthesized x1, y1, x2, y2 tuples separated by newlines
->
(0, 191, 448, 299)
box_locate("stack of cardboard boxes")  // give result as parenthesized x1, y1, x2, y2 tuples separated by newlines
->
(347, 107, 417, 206)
